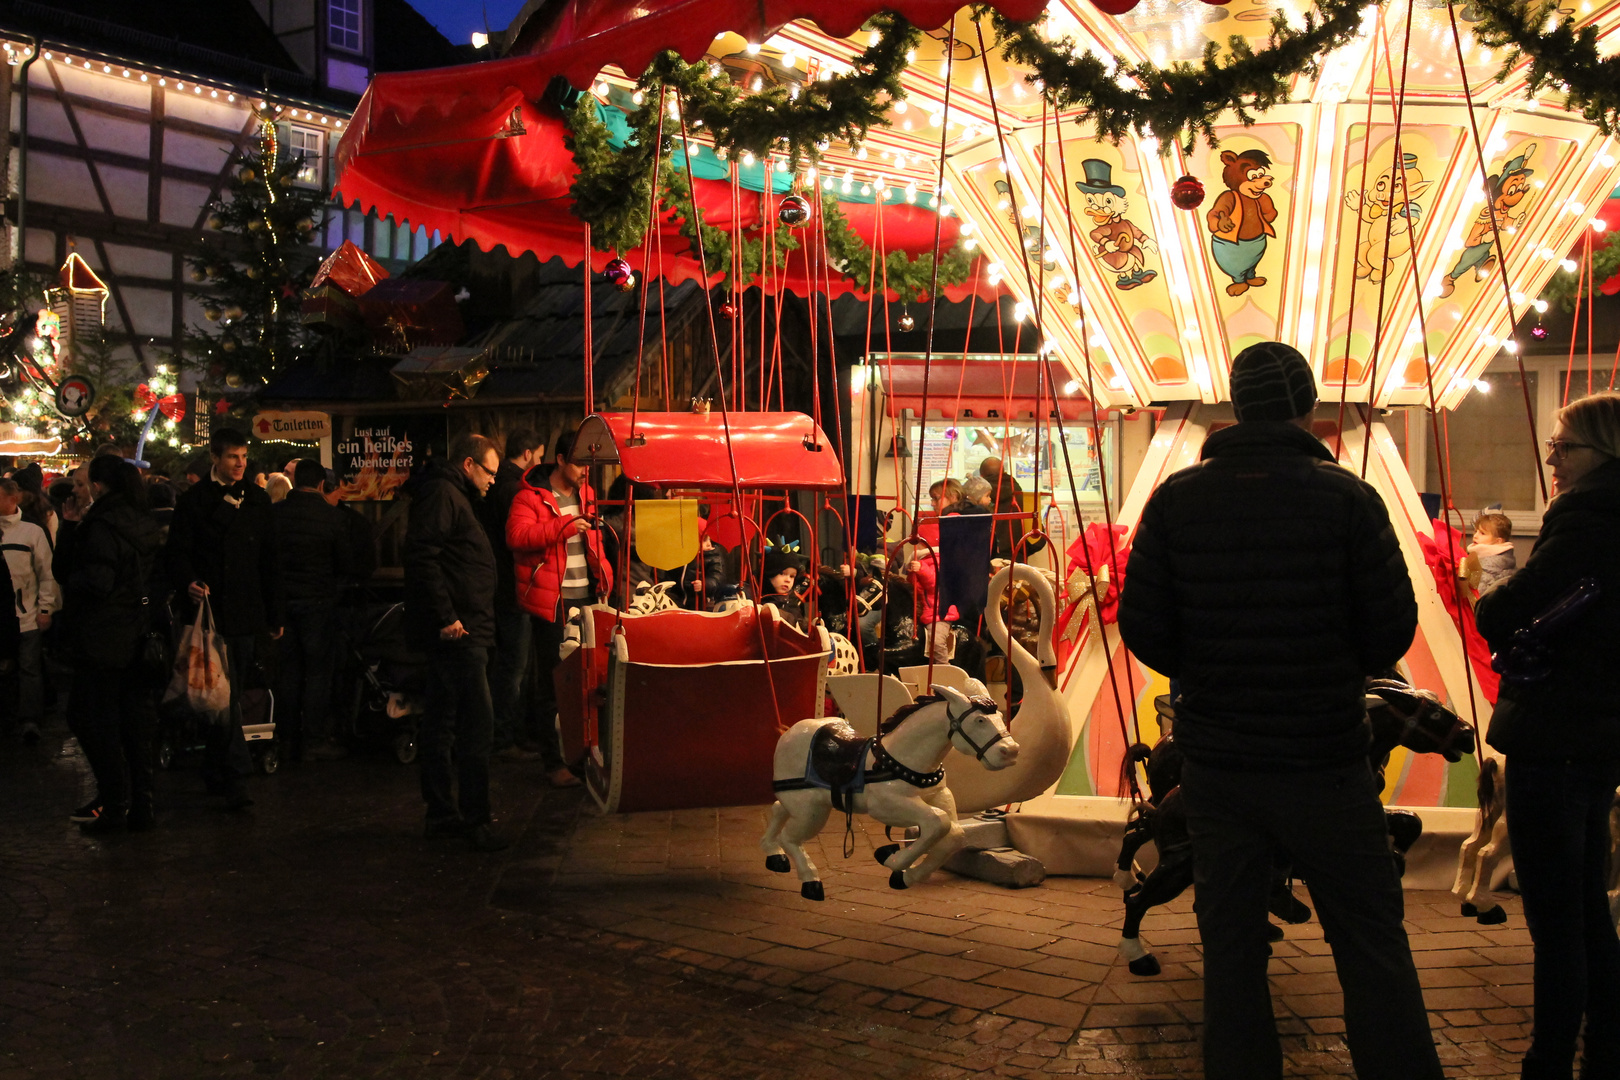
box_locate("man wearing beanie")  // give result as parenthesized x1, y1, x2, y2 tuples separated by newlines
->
(1118, 341, 1438, 1080)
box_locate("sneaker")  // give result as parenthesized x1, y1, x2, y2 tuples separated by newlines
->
(80, 810, 127, 835)
(495, 745, 541, 762)
(545, 767, 582, 788)
(20, 722, 39, 745)
(70, 800, 104, 823)
(468, 825, 511, 852)
(305, 741, 348, 761)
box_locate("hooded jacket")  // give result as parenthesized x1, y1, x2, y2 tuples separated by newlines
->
(0, 511, 57, 632)
(1478, 457, 1620, 759)
(403, 460, 497, 649)
(52, 492, 160, 669)
(506, 466, 612, 621)
(1118, 421, 1417, 771)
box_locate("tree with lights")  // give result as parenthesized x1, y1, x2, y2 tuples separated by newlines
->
(182, 116, 326, 386)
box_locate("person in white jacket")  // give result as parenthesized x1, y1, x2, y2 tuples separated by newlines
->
(0, 478, 58, 742)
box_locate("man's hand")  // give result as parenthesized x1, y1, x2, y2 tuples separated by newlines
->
(570, 516, 593, 536)
(188, 581, 210, 601)
(270, 627, 284, 640)
(36, 612, 50, 630)
(440, 620, 467, 640)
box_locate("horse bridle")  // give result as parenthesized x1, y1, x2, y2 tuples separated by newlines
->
(946, 695, 1010, 762)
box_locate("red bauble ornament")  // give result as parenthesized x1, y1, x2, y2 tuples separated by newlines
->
(898, 313, 916, 332)
(604, 257, 637, 293)
(778, 194, 813, 228)
(134, 383, 158, 411)
(1170, 175, 1205, 211)
(720, 298, 738, 319)
(1531, 324, 1549, 340)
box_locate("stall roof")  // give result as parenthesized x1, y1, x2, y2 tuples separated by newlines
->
(573, 411, 844, 490)
(871, 354, 1097, 421)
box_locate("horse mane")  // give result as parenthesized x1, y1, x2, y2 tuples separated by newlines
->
(880, 694, 944, 735)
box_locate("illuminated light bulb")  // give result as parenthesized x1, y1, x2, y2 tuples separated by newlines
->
(1067, 291, 1080, 305)
(823, 178, 834, 190)
(1063, 379, 1081, 395)
(841, 181, 851, 193)
(745, 42, 760, 54)
(856, 147, 868, 160)
(1603, 153, 1617, 167)
(741, 151, 755, 165)
(595, 82, 608, 95)
(997, 198, 1010, 210)
(1534, 298, 1550, 313)
(1503, 339, 1520, 354)
(893, 100, 907, 114)
(860, 184, 871, 195)
(751, 77, 762, 91)
(960, 222, 975, 236)
(1020, 204, 1037, 219)
(1566, 199, 1586, 215)
(1595, 218, 1609, 233)
(1511, 291, 1527, 305)
(631, 90, 644, 105)
(963, 237, 978, 250)
(1013, 301, 1030, 322)
(905, 50, 916, 62)
(1562, 258, 1579, 273)
(1474, 379, 1493, 393)
(782, 52, 796, 68)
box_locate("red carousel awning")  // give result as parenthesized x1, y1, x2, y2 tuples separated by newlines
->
(572, 411, 845, 489)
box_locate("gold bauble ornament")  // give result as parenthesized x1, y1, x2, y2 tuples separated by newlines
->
(225, 372, 244, 388)
(277, 174, 293, 188)
(207, 214, 224, 230)
(246, 219, 265, 232)
(204, 307, 222, 322)
(238, 167, 256, 182)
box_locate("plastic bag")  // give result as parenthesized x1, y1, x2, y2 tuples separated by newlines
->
(163, 596, 232, 724)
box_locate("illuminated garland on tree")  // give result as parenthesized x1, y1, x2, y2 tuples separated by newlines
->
(182, 117, 326, 385)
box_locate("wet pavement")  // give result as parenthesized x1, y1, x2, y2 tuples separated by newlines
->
(1, 721, 1536, 1079)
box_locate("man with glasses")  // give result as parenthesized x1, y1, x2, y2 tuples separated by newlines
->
(404, 433, 507, 851)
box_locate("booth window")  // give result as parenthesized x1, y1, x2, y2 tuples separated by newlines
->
(328, 0, 363, 53)
(285, 125, 325, 188)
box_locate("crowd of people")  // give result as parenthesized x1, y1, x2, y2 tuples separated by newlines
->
(4, 341, 1617, 1080)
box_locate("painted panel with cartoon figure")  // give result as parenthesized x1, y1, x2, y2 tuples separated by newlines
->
(1075, 158, 1159, 292)
(1439, 143, 1536, 299)
(1207, 146, 1279, 297)
(1197, 126, 1297, 358)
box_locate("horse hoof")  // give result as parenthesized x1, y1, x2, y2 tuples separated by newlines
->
(1266, 921, 1285, 943)
(801, 881, 825, 902)
(874, 843, 900, 867)
(1476, 904, 1507, 926)
(1460, 902, 1478, 917)
(765, 854, 790, 874)
(1127, 955, 1161, 977)
(889, 869, 908, 890)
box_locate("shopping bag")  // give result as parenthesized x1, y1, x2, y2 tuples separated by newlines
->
(162, 596, 233, 724)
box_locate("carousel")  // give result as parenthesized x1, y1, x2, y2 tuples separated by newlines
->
(333, 0, 1620, 885)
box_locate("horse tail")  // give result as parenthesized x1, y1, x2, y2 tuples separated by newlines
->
(1476, 757, 1501, 818)
(1120, 743, 1153, 799)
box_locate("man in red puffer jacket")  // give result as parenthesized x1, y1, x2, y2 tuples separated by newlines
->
(506, 431, 613, 786)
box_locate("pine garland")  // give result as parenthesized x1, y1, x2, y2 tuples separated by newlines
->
(565, 15, 972, 297)
(979, 1, 1371, 151)
(1470, 0, 1620, 133)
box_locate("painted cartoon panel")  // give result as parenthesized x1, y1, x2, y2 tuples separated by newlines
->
(1323, 126, 1461, 392)
(1076, 158, 1160, 292)
(1198, 125, 1297, 356)
(1438, 141, 1536, 300)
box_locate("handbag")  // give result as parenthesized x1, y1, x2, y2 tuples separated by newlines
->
(162, 596, 233, 724)
(1490, 577, 1602, 688)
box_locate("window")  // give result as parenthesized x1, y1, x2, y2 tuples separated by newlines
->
(285, 125, 324, 188)
(328, 0, 362, 53)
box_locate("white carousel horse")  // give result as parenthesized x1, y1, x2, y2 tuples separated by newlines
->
(760, 684, 1020, 901)
(943, 563, 1073, 815)
(826, 629, 860, 675)
(626, 580, 679, 615)
(1454, 754, 1512, 924)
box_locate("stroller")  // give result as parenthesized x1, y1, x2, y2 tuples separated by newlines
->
(336, 599, 428, 764)
(155, 637, 279, 774)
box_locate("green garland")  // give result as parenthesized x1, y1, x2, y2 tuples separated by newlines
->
(980, 2, 1372, 152)
(564, 13, 971, 296)
(1470, 0, 1620, 134)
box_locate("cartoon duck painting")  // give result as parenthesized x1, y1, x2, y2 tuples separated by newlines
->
(1206, 148, 1278, 297)
(1439, 143, 1535, 298)
(1075, 159, 1159, 291)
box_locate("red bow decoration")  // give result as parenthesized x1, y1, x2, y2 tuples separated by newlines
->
(1055, 523, 1131, 667)
(134, 383, 158, 411)
(158, 394, 187, 422)
(1416, 518, 1499, 705)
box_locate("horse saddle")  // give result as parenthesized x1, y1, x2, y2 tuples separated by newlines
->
(775, 721, 872, 813)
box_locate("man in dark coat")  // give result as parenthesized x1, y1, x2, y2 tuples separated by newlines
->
(480, 429, 544, 763)
(165, 427, 283, 809)
(1117, 341, 1439, 1080)
(271, 460, 354, 762)
(404, 433, 507, 851)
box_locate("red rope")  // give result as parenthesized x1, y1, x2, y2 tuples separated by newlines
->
(1334, 6, 1387, 462)
(583, 222, 594, 415)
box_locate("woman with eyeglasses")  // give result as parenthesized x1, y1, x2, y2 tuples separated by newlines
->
(1475, 390, 1620, 1080)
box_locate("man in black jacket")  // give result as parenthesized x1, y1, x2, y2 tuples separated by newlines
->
(272, 460, 354, 762)
(404, 433, 507, 851)
(166, 427, 283, 809)
(481, 429, 543, 763)
(1118, 342, 1438, 1080)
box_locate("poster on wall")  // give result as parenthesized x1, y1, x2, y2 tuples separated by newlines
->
(334, 414, 446, 501)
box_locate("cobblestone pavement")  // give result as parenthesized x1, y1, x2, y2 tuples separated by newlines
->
(1, 723, 1534, 1079)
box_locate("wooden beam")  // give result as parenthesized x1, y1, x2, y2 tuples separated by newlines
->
(26, 83, 281, 142)
(18, 136, 234, 191)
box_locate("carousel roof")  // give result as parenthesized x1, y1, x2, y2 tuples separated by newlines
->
(335, 0, 1620, 410)
(572, 411, 846, 489)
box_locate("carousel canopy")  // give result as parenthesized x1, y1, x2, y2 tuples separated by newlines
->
(335, 0, 1620, 411)
(572, 411, 846, 489)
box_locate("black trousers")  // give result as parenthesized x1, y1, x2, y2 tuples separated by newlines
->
(419, 645, 494, 828)
(71, 663, 155, 813)
(202, 633, 255, 791)
(527, 615, 569, 771)
(1180, 758, 1442, 1080)
(275, 604, 338, 752)
(1507, 754, 1620, 1080)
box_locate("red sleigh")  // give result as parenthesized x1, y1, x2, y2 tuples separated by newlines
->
(554, 410, 845, 814)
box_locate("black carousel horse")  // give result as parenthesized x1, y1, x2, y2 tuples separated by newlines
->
(1113, 675, 1475, 976)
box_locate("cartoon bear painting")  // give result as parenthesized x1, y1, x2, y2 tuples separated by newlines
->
(1075, 159, 1159, 291)
(1206, 148, 1278, 297)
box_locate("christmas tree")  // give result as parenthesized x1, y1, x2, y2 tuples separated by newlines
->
(183, 115, 327, 386)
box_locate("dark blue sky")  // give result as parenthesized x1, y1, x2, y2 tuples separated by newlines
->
(407, 0, 530, 46)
